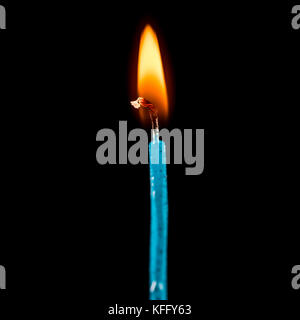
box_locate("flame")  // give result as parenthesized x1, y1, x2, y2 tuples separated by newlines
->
(137, 25, 168, 120)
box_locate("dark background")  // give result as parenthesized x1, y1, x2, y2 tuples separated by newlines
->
(1, 0, 299, 315)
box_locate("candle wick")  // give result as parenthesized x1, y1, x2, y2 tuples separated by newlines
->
(130, 97, 159, 141)
(130, 97, 159, 130)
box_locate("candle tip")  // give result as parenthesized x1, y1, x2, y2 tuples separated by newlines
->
(130, 97, 159, 131)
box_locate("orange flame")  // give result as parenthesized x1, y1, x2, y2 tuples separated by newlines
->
(137, 25, 168, 120)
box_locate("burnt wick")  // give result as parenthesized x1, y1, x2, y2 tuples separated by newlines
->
(130, 97, 159, 131)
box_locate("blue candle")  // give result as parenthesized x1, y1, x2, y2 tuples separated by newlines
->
(149, 130, 168, 300)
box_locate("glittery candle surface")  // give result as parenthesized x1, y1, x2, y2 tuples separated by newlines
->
(149, 140, 168, 300)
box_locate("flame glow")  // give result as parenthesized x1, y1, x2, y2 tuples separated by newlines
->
(138, 25, 168, 119)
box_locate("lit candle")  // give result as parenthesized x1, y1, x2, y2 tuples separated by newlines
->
(130, 24, 169, 300)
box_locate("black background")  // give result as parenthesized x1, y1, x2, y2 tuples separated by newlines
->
(0, 0, 299, 315)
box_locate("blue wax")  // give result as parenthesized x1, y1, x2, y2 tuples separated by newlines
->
(149, 139, 168, 300)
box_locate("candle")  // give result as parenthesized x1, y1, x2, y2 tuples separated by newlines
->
(130, 24, 169, 300)
(131, 97, 169, 300)
(149, 132, 168, 300)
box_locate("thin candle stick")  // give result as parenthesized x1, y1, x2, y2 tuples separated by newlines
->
(149, 130, 168, 300)
(131, 97, 169, 300)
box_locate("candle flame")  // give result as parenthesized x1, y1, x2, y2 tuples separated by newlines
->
(137, 25, 168, 120)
